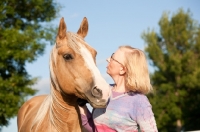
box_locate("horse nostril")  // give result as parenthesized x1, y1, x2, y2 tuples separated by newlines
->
(91, 86, 102, 99)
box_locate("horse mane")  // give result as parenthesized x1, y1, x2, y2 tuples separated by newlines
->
(30, 32, 87, 131)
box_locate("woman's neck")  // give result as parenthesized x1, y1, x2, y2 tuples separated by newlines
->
(112, 75, 129, 93)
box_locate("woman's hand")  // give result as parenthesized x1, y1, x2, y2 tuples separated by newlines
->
(78, 105, 88, 115)
(77, 98, 89, 115)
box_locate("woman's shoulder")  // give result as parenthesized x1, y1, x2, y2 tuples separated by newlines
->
(128, 91, 146, 98)
(129, 92, 151, 107)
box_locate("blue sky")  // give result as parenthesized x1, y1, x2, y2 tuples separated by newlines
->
(2, 0, 200, 131)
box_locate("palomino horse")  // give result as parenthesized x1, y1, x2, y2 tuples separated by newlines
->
(17, 17, 110, 132)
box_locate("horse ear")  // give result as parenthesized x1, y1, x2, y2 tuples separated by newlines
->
(77, 17, 88, 38)
(58, 17, 67, 39)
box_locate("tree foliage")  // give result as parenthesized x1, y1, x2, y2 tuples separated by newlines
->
(142, 9, 200, 131)
(0, 0, 60, 128)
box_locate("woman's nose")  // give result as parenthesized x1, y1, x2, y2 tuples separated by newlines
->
(106, 57, 111, 63)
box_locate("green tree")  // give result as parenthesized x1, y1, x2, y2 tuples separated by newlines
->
(0, 0, 60, 128)
(142, 9, 200, 132)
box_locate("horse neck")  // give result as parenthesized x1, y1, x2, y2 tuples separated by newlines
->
(50, 84, 81, 131)
(51, 86, 77, 108)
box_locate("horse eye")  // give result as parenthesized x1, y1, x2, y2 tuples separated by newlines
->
(63, 54, 73, 60)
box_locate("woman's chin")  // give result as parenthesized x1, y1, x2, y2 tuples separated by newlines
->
(106, 70, 110, 75)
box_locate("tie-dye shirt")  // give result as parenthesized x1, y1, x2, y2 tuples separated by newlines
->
(81, 88, 158, 132)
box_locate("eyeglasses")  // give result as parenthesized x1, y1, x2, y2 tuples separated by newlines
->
(110, 53, 125, 67)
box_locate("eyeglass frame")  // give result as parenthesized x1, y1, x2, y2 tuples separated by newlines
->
(110, 53, 125, 67)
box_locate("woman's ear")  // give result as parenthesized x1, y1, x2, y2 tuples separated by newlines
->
(119, 67, 126, 75)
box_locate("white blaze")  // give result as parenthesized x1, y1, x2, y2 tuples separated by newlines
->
(78, 42, 110, 101)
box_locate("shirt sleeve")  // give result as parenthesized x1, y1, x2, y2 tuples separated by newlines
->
(80, 109, 95, 132)
(136, 97, 158, 132)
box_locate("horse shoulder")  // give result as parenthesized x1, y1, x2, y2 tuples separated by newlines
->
(17, 95, 48, 132)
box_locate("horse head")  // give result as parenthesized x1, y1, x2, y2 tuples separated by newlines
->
(50, 17, 110, 108)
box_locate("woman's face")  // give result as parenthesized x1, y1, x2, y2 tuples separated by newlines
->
(106, 49, 125, 77)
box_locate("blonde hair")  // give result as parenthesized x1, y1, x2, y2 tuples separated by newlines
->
(119, 45, 152, 94)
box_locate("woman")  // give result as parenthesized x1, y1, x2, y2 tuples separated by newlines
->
(79, 45, 158, 132)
